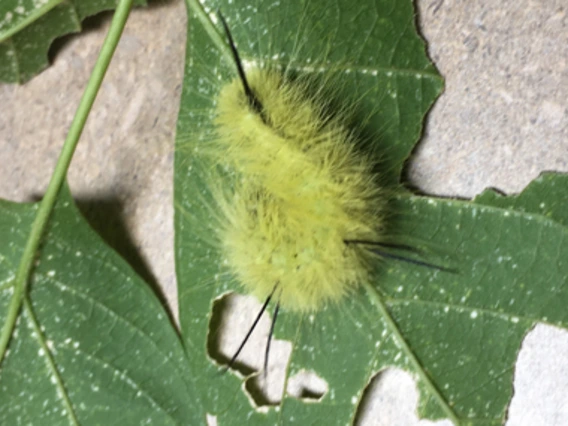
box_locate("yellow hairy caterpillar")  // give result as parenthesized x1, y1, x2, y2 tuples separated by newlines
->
(217, 71, 384, 311)
(204, 13, 446, 370)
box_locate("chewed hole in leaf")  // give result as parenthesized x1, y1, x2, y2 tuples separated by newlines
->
(244, 366, 289, 407)
(207, 293, 256, 375)
(354, 368, 452, 426)
(207, 293, 292, 406)
(205, 413, 217, 426)
(287, 369, 328, 401)
(507, 324, 568, 424)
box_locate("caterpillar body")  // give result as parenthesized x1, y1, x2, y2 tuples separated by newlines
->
(214, 67, 384, 313)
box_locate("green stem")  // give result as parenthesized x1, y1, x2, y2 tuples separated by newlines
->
(0, 0, 134, 366)
(362, 281, 461, 425)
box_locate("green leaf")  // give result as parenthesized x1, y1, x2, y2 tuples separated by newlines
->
(474, 172, 568, 227)
(383, 193, 567, 423)
(175, 0, 568, 424)
(0, 187, 202, 424)
(0, 0, 146, 83)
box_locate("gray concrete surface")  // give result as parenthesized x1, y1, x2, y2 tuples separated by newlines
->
(0, 0, 566, 424)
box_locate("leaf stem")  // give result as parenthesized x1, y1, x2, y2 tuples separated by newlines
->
(362, 281, 460, 425)
(0, 0, 134, 366)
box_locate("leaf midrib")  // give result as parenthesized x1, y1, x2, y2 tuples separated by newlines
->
(386, 296, 555, 328)
(23, 297, 79, 426)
